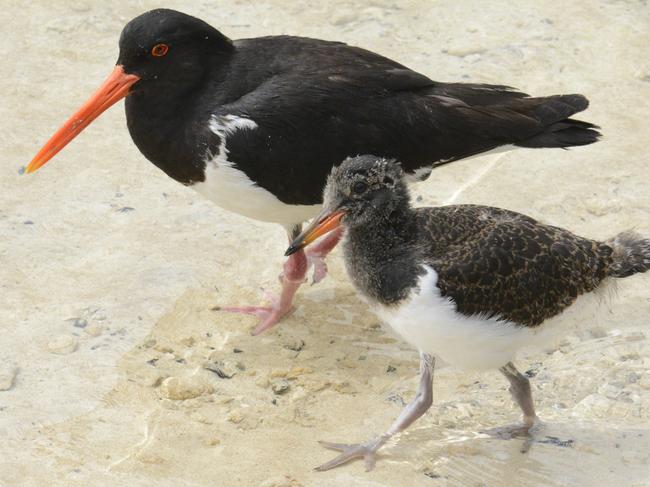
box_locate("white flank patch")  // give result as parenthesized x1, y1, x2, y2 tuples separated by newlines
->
(374, 266, 590, 370)
(192, 114, 322, 227)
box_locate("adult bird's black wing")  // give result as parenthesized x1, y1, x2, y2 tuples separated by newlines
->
(210, 36, 599, 206)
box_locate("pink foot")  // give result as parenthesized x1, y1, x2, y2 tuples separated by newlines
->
(221, 291, 294, 335)
(220, 250, 308, 335)
(219, 229, 342, 334)
(221, 305, 291, 335)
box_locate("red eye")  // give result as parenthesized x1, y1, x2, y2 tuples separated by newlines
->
(151, 43, 169, 57)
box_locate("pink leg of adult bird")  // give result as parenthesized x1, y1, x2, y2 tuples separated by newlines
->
(221, 247, 308, 335)
(221, 227, 342, 335)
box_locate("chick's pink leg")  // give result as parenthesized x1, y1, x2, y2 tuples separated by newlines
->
(306, 227, 343, 284)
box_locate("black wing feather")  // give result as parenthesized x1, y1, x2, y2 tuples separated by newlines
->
(212, 36, 599, 206)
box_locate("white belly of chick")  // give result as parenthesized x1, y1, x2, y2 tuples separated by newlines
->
(374, 266, 544, 370)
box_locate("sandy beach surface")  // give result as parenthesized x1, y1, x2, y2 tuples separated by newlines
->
(2, 1, 649, 485)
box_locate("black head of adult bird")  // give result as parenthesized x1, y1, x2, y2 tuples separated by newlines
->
(287, 155, 649, 471)
(26, 8, 601, 335)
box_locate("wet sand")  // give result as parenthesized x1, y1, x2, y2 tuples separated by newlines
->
(2, 1, 649, 486)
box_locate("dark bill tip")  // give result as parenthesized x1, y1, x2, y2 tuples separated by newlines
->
(284, 245, 301, 257)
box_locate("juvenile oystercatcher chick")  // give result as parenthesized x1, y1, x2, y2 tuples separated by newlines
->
(287, 155, 650, 471)
(26, 8, 600, 334)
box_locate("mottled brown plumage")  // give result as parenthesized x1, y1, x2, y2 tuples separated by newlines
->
(415, 204, 613, 327)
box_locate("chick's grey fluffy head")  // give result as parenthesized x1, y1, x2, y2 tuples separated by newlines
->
(323, 155, 410, 227)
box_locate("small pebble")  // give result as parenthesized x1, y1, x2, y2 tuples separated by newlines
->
(204, 360, 237, 379)
(284, 339, 305, 352)
(286, 366, 312, 379)
(272, 379, 291, 395)
(84, 324, 104, 337)
(0, 367, 18, 391)
(189, 412, 212, 424)
(206, 437, 221, 447)
(47, 335, 78, 355)
(160, 376, 213, 400)
(424, 471, 441, 479)
(387, 393, 406, 406)
(334, 381, 357, 394)
(269, 369, 288, 378)
(179, 337, 195, 347)
(256, 377, 270, 388)
(303, 379, 330, 393)
(90, 308, 107, 321)
(67, 318, 87, 328)
(228, 410, 245, 423)
(525, 362, 542, 378)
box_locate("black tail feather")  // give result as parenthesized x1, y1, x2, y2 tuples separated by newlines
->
(515, 94, 601, 148)
(516, 119, 601, 148)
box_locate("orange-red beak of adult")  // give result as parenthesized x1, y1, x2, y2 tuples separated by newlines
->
(25, 65, 140, 174)
(285, 209, 345, 256)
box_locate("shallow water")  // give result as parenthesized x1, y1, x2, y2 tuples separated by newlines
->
(2, 0, 650, 486)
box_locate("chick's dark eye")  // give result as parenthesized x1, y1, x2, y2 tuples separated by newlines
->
(151, 43, 169, 57)
(384, 176, 394, 185)
(352, 181, 368, 194)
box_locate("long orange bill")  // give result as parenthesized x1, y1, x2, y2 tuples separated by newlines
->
(285, 209, 345, 256)
(25, 65, 140, 174)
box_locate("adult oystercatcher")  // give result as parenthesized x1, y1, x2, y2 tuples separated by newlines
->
(287, 155, 649, 471)
(26, 9, 601, 335)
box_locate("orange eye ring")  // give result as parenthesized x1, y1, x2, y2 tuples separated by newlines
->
(151, 43, 169, 57)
